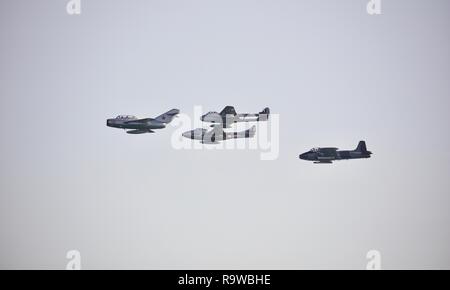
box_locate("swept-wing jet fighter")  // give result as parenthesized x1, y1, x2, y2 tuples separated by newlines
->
(182, 125, 256, 144)
(299, 141, 372, 164)
(201, 106, 270, 128)
(106, 109, 179, 134)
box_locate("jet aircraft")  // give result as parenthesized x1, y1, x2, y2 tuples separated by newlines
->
(299, 141, 372, 164)
(201, 106, 270, 128)
(106, 109, 180, 134)
(182, 125, 256, 144)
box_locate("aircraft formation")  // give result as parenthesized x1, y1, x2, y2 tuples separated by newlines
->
(107, 106, 269, 144)
(106, 106, 373, 163)
(184, 106, 269, 144)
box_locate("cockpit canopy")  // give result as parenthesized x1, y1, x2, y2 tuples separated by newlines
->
(309, 147, 338, 153)
(201, 111, 223, 122)
(116, 115, 137, 120)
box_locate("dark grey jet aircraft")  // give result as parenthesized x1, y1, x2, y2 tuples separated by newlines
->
(201, 106, 270, 128)
(106, 109, 179, 134)
(299, 141, 372, 164)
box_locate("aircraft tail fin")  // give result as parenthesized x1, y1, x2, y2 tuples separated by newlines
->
(355, 141, 368, 152)
(155, 109, 180, 123)
(257, 107, 270, 121)
(220, 106, 237, 116)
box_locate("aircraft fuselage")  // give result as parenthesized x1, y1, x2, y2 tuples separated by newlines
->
(299, 141, 373, 164)
(106, 118, 166, 130)
(182, 126, 256, 144)
(299, 150, 371, 162)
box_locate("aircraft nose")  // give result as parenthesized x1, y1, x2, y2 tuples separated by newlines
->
(182, 131, 191, 138)
(299, 153, 307, 160)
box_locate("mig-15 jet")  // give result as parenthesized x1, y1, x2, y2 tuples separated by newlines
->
(299, 141, 372, 164)
(106, 109, 179, 134)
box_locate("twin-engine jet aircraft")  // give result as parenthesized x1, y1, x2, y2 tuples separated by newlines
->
(299, 141, 372, 164)
(182, 125, 256, 144)
(201, 106, 270, 128)
(106, 109, 179, 134)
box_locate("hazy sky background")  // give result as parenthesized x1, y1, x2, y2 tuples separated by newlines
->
(1, 0, 449, 269)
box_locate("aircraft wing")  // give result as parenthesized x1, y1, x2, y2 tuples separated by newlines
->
(124, 118, 151, 124)
(126, 129, 155, 134)
(201, 140, 220, 144)
(320, 147, 338, 152)
(210, 124, 232, 128)
(314, 161, 333, 164)
(319, 147, 339, 156)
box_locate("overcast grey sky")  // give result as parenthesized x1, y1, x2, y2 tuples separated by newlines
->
(1, 0, 449, 269)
